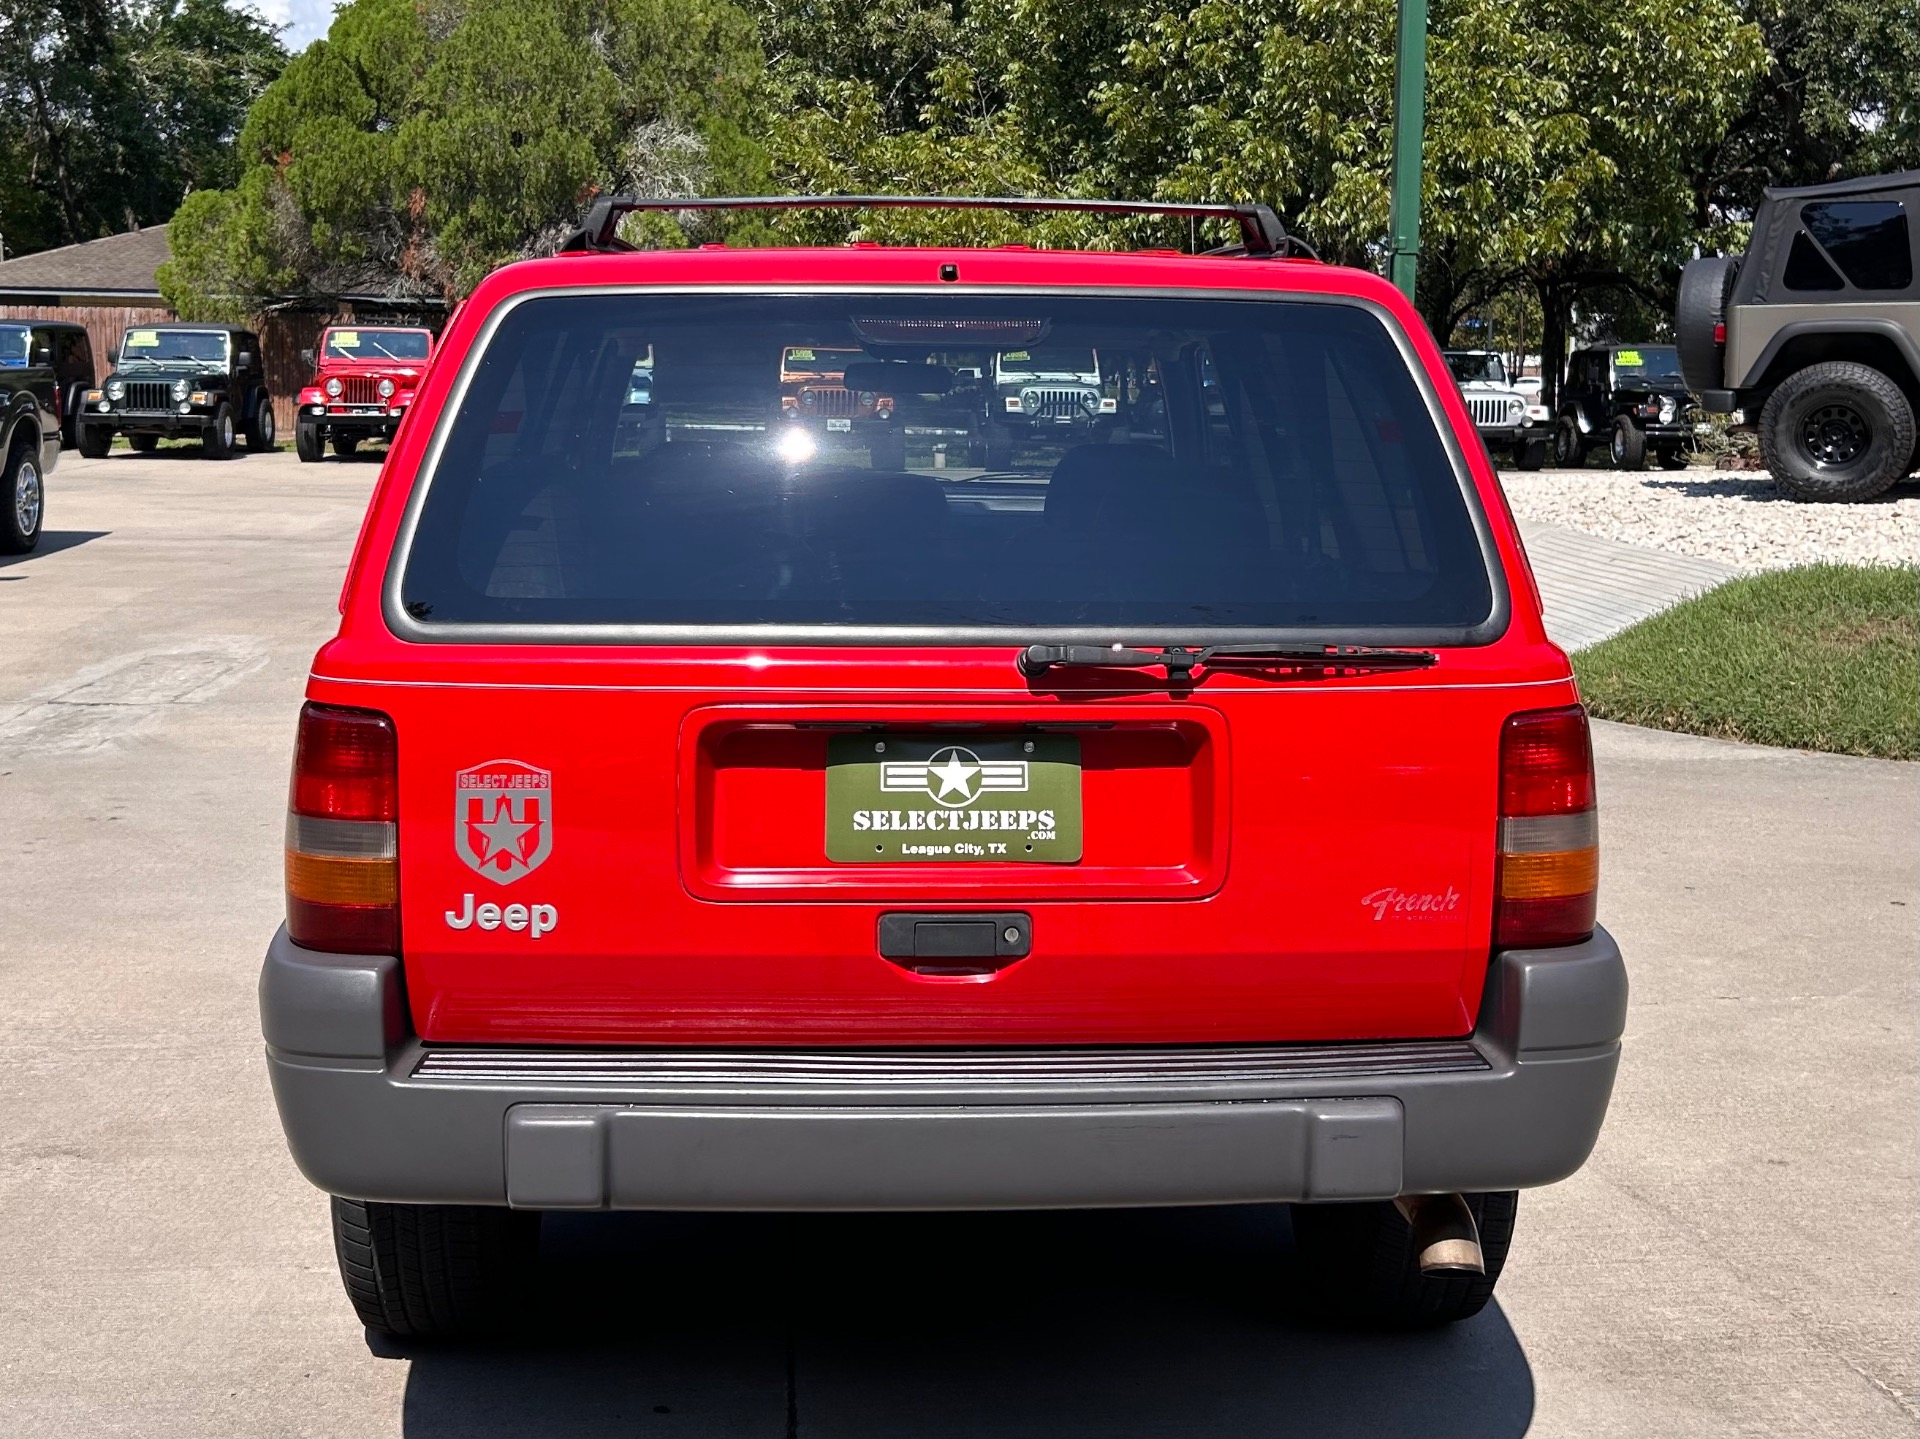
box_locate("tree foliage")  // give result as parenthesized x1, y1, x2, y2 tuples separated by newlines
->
(159, 0, 767, 316)
(0, 0, 284, 256)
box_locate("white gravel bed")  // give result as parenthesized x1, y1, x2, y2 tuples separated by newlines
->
(1496, 466, 1920, 570)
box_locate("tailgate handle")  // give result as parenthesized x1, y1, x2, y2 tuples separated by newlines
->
(878, 912, 1031, 972)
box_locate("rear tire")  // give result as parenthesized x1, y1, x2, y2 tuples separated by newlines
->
(202, 402, 236, 460)
(127, 432, 159, 453)
(333, 433, 360, 457)
(246, 395, 277, 452)
(1292, 1191, 1518, 1329)
(1552, 416, 1585, 467)
(295, 421, 326, 463)
(2, 437, 44, 554)
(1514, 436, 1547, 471)
(1609, 415, 1646, 470)
(1676, 255, 1739, 394)
(76, 423, 111, 459)
(330, 1197, 540, 1338)
(1759, 361, 1916, 502)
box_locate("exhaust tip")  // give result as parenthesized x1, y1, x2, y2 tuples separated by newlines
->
(1395, 1193, 1486, 1277)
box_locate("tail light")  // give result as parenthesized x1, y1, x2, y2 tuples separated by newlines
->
(1495, 705, 1597, 948)
(1712, 322, 1726, 345)
(286, 703, 398, 953)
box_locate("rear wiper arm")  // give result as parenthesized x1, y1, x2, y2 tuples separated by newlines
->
(1018, 643, 1439, 679)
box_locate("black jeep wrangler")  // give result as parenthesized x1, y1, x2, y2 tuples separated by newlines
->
(1551, 344, 1696, 470)
(76, 323, 275, 460)
(1677, 169, 1918, 501)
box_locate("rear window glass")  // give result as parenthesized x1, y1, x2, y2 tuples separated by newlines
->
(325, 329, 432, 361)
(1800, 201, 1913, 291)
(0, 325, 29, 367)
(399, 293, 1494, 634)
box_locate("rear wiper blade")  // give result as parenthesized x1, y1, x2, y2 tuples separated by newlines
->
(1018, 643, 1439, 679)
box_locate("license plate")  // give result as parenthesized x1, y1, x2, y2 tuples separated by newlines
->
(826, 734, 1082, 862)
(826, 417, 852, 432)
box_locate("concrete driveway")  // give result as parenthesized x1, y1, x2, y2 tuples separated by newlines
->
(1, 449, 1914, 1437)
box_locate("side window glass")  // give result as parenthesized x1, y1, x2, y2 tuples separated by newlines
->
(1801, 201, 1913, 291)
(1783, 230, 1845, 292)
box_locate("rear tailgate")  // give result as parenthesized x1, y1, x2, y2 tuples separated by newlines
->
(374, 666, 1532, 1046)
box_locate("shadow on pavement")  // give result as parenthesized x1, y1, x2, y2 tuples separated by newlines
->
(0, 529, 110, 569)
(397, 1206, 1535, 1439)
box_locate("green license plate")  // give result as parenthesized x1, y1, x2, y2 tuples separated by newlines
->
(825, 733, 1083, 862)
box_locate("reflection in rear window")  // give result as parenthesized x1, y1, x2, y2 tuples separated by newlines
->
(400, 293, 1493, 633)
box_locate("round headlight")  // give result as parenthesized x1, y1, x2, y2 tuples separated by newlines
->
(1660, 396, 1677, 422)
(171, 379, 190, 401)
(1022, 389, 1040, 411)
(1081, 391, 1101, 413)
(857, 390, 876, 408)
(105, 380, 124, 401)
(800, 389, 815, 408)
(325, 377, 343, 397)
(378, 378, 396, 398)
(1507, 397, 1525, 420)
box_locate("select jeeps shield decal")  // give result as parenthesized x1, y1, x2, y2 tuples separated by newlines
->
(455, 760, 552, 883)
(826, 734, 1082, 862)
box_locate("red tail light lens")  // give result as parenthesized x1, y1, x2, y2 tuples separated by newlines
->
(1496, 705, 1598, 949)
(1712, 322, 1726, 345)
(286, 703, 398, 953)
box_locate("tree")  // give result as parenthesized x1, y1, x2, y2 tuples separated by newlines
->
(0, 0, 284, 256)
(159, 0, 768, 316)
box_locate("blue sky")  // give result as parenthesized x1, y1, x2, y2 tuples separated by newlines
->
(253, 0, 335, 51)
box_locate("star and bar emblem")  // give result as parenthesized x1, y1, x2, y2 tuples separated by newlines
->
(455, 760, 553, 882)
(880, 745, 1029, 808)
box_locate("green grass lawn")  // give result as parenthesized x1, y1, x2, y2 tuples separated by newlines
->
(1574, 564, 1919, 761)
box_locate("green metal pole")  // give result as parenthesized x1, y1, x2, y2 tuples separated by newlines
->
(1388, 0, 1429, 303)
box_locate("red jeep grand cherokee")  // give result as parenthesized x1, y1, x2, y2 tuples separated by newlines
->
(262, 196, 1625, 1337)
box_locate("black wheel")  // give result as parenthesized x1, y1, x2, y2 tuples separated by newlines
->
(1292, 1191, 1518, 1329)
(1658, 448, 1689, 471)
(869, 429, 907, 470)
(1552, 416, 1585, 467)
(127, 432, 160, 453)
(984, 426, 1015, 470)
(1759, 361, 1917, 502)
(330, 1197, 539, 1338)
(333, 433, 360, 457)
(76, 423, 111, 459)
(202, 402, 236, 460)
(2, 437, 45, 553)
(1514, 436, 1547, 471)
(247, 395, 277, 452)
(295, 421, 326, 463)
(1676, 255, 1739, 394)
(1609, 415, 1646, 470)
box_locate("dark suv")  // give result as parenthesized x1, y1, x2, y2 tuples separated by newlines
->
(77, 323, 275, 459)
(1678, 169, 1919, 501)
(1552, 345, 1696, 470)
(0, 321, 64, 552)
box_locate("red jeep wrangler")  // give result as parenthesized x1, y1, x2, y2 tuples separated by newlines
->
(294, 326, 435, 462)
(263, 196, 1625, 1338)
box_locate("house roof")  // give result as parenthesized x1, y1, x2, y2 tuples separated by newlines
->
(0, 226, 172, 302)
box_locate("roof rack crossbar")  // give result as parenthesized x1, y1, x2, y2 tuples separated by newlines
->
(558, 195, 1305, 259)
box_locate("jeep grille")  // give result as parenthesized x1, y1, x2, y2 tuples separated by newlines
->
(802, 385, 854, 418)
(1465, 396, 1515, 427)
(125, 382, 172, 412)
(339, 376, 381, 406)
(1028, 387, 1090, 420)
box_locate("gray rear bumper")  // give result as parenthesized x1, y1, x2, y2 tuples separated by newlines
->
(260, 926, 1626, 1211)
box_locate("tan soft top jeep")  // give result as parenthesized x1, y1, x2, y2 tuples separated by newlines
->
(1678, 169, 1920, 501)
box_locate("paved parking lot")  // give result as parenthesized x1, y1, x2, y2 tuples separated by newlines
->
(2, 449, 1915, 1437)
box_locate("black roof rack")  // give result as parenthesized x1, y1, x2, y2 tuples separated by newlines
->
(557, 195, 1311, 260)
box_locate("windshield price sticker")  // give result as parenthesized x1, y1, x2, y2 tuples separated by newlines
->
(334, 331, 360, 347)
(826, 733, 1082, 862)
(1616, 349, 1642, 366)
(126, 331, 159, 347)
